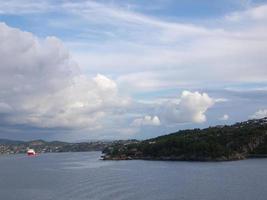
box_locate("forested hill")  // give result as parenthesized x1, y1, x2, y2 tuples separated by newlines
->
(102, 118, 267, 161)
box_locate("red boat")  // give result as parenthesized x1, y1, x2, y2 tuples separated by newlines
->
(27, 149, 36, 156)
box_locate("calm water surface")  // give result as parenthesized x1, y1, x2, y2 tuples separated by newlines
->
(0, 152, 266, 200)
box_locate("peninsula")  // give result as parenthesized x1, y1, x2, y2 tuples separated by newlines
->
(102, 118, 267, 161)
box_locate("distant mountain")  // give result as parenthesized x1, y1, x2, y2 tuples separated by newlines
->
(102, 118, 267, 161)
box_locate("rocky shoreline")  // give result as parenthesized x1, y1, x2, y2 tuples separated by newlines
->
(102, 154, 267, 162)
(101, 153, 248, 162)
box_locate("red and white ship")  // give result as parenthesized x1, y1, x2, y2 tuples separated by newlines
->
(27, 148, 36, 156)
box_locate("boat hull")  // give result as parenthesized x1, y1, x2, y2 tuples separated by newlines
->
(27, 152, 36, 156)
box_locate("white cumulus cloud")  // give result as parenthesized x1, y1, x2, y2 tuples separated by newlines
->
(160, 91, 215, 124)
(0, 22, 130, 130)
(131, 115, 161, 127)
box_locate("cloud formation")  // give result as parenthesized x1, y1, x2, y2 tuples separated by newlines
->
(160, 91, 215, 124)
(250, 109, 267, 119)
(0, 1, 266, 139)
(131, 115, 161, 127)
(65, 1, 267, 92)
(0, 23, 218, 138)
(0, 23, 130, 130)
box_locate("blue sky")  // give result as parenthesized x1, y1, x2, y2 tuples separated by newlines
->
(0, 0, 267, 141)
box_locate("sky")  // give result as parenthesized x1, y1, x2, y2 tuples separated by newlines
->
(0, 0, 267, 141)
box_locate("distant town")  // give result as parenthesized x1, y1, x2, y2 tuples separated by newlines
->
(0, 139, 138, 155)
